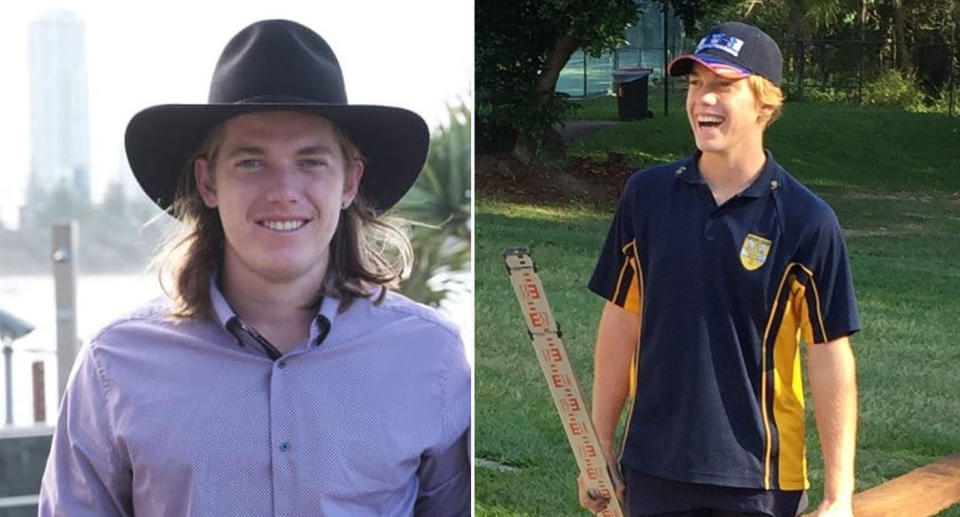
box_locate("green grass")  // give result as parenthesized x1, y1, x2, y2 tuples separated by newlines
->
(568, 86, 684, 121)
(476, 103, 960, 516)
(567, 96, 960, 193)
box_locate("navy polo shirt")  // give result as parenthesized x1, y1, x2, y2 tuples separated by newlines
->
(589, 150, 859, 491)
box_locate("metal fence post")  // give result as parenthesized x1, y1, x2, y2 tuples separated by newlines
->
(662, 2, 669, 117)
(582, 51, 588, 97)
(52, 222, 79, 402)
(3, 338, 12, 425)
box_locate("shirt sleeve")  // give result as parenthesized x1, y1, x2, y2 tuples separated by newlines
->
(800, 205, 861, 344)
(414, 331, 471, 516)
(38, 341, 133, 517)
(589, 179, 642, 312)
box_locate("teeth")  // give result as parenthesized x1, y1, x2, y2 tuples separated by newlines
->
(698, 115, 724, 124)
(260, 220, 305, 232)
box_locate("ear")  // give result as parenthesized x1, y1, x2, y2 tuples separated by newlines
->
(194, 158, 219, 208)
(757, 102, 775, 124)
(341, 158, 364, 209)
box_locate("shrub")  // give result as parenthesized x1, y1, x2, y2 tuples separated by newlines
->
(861, 69, 925, 110)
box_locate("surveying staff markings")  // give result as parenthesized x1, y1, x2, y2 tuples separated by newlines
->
(504, 248, 624, 517)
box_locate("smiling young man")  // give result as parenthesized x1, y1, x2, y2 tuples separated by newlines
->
(39, 20, 470, 516)
(579, 22, 859, 517)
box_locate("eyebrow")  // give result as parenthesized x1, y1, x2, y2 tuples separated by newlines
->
(296, 145, 335, 156)
(222, 144, 336, 159)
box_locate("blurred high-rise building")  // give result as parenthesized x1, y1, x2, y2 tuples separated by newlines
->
(27, 10, 91, 209)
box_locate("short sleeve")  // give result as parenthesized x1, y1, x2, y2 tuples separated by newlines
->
(589, 181, 642, 313)
(799, 206, 860, 344)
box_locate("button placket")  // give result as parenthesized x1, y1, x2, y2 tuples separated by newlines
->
(269, 361, 293, 515)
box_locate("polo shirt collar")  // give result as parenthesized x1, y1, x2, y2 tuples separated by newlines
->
(676, 149, 782, 198)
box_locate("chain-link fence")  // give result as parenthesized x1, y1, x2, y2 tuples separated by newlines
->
(782, 39, 958, 116)
(558, 14, 958, 118)
(556, 1, 684, 97)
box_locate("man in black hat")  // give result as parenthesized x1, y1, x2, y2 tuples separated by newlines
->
(580, 22, 859, 517)
(39, 19, 470, 516)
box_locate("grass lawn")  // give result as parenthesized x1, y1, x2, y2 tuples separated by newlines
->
(475, 101, 960, 516)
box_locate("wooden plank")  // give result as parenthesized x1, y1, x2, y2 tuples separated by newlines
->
(851, 452, 960, 517)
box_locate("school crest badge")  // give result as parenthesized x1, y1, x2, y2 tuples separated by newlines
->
(740, 233, 772, 271)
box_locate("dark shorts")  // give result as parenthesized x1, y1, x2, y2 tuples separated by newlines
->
(623, 468, 807, 517)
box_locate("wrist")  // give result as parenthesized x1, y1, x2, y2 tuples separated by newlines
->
(820, 492, 853, 506)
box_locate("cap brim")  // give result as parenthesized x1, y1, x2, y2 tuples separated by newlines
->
(668, 54, 751, 80)
(124, 103, 429, 214)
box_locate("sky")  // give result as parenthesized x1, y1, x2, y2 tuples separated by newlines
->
(0, 0, 473, 228)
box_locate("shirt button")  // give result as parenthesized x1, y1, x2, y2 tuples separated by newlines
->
(277, 360, 287, 369)
(279, 441, 291, 452)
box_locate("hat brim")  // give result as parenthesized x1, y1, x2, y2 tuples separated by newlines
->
(124, 103, 429, 214)
(668, 54, 751, 80)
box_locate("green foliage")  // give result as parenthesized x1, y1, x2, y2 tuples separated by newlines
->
(477, 0, 637, 153)
(396, 104, 471, 307)
(862, 68, 926, 111)
(925, 84, 960, 115)
(659, 0, 736, 33)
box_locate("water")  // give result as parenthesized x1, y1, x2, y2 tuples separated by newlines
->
(0, 273, 473, 429)
(0, 273, 162, 427)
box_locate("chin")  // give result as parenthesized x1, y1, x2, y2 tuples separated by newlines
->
(694, 139, 726, 154)
(253, 256, 323, 282)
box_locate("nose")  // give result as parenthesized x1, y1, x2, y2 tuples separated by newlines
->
(699, 92, 718, 106)
(264, 163, 301, 204)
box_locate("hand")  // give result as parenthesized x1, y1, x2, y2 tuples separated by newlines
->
(577, 460, 625, 514)
(804, 497, 853, 517)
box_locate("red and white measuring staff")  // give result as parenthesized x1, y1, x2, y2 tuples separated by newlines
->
(503, 247, 624, 517)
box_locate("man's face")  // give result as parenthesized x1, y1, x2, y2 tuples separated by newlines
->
(194, 111, 363, 285)
(685, 63, 771, 157)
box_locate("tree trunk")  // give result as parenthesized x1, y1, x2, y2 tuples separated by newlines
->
(893, 0, 912, 71)
(536, 34, 580, 97)
(514, 34, 579, 163)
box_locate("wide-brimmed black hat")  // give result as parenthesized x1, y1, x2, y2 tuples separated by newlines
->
(125, 19, 429, 213)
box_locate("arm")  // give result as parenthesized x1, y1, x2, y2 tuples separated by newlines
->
(413, 429, 470, 516)
(806, 335, 858, 517)
(38, 344, 132, 517)
(414, 332, 471, 516)
(592, 301, 641, 464)
(579, 301, 640, 512)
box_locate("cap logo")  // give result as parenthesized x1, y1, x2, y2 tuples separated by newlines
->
(696, 33, 745, 57)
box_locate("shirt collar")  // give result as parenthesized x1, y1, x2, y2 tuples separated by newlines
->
(675, 149, 782, 198)
(209, 272, 335, 350)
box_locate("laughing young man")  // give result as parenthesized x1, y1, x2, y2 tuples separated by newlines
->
(580, 23, 859, 517)
(39, 20, 470, 516)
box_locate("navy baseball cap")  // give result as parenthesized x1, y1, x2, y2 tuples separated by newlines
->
(668, 22, 783, 86)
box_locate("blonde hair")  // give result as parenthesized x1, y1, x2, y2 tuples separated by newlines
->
(747, 75, 785, 126)
(151, 115, 412, 321)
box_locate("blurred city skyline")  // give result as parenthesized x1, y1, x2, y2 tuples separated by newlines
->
(0, 1, 473, 229)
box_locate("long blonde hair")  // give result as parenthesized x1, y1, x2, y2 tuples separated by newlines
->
(151, 115, 413, 321)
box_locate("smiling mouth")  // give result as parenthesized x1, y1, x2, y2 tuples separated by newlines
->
(697, 115, 725, 129)
(257, 219, 309, 232)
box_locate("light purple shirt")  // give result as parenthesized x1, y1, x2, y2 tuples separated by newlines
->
(39, 281, 471, 516)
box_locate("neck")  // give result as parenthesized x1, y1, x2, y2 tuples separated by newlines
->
(698, 142, 767, 205)
(220, 253, 326, 352)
